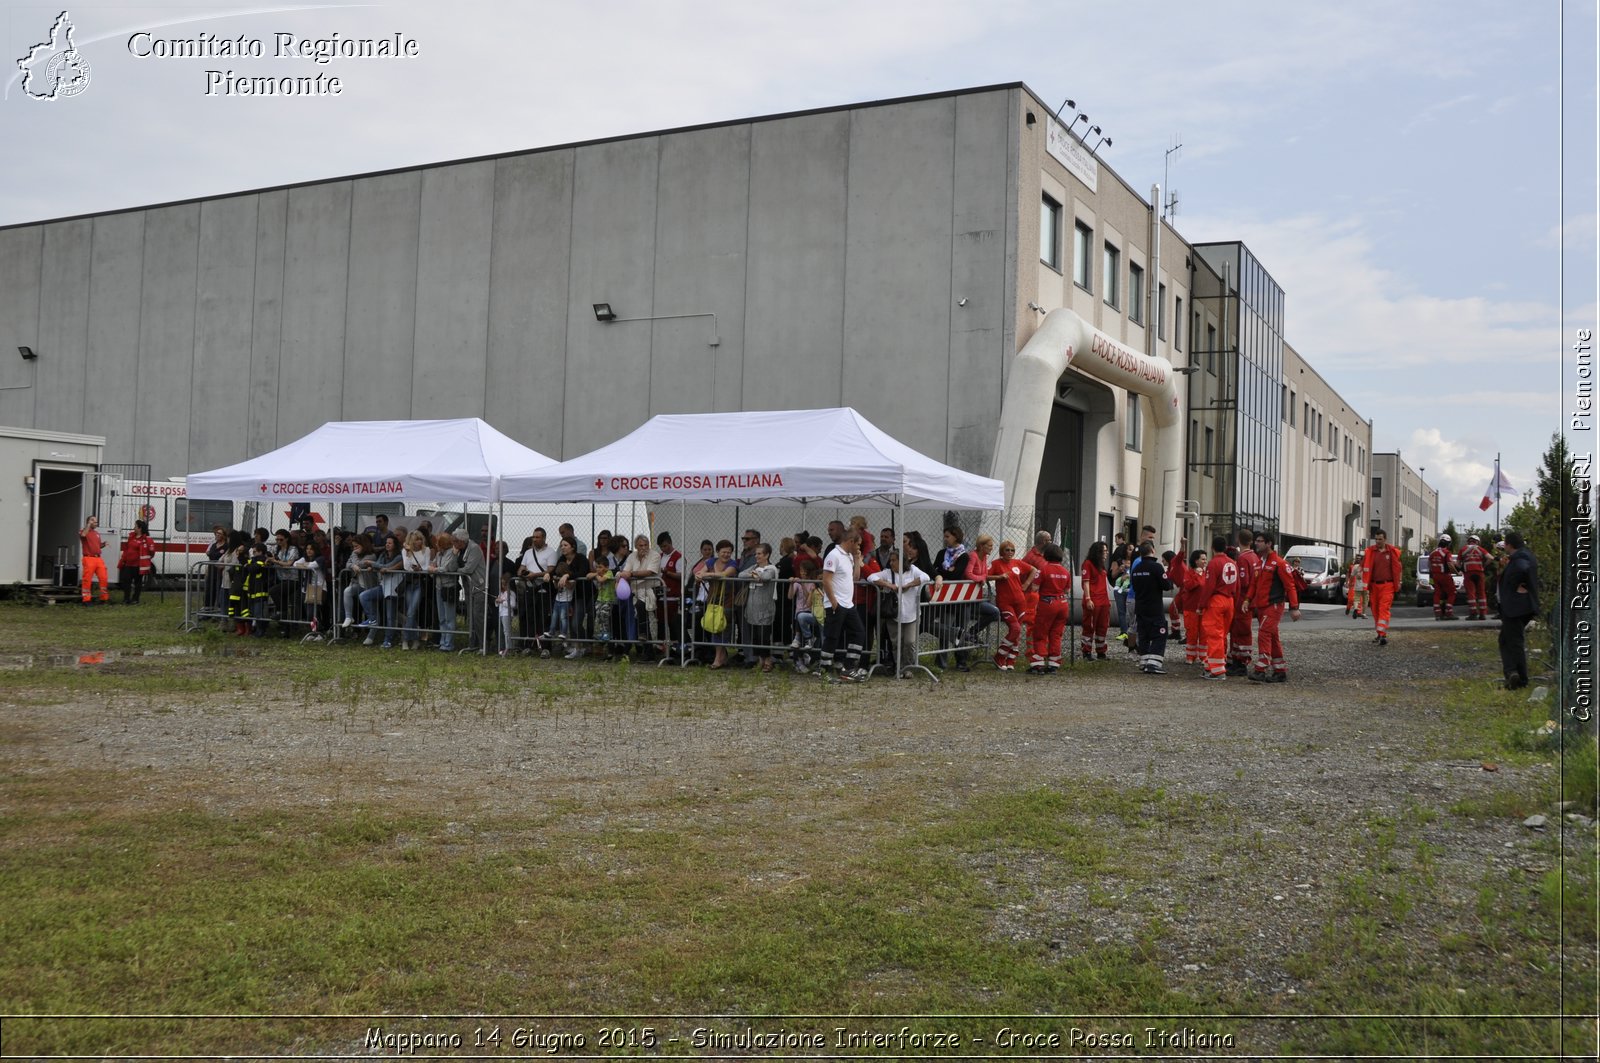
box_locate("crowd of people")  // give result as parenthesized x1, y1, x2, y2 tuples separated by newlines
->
(184, 511, 1542, 689)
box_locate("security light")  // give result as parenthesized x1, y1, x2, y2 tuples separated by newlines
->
(592, 303, 616, 322)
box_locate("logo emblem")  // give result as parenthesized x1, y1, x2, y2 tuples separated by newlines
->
(593, 478, 604, 490)
(17, 11, 91, 101)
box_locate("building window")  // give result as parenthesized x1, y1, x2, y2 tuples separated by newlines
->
(1125, 393, 1142, 451)
(1204, 426, 1215, 476)
(1103, 243, 1120, 309)
(1205, 324, 1216, 373)
(1156, 282, 1167, 338)
(1174, 296, 1183, 350)
(1040, 195, 1062, 271)
(1128, 262, 1145, 324)
(1372, 476, 1382, 498)
(1288, 390, 1296, 426)
(1073, 221, 1093, 291)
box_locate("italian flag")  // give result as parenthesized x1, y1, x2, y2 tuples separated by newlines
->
(1478, 460, 1518, 511)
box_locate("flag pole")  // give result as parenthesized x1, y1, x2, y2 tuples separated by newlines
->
(1494, 452, 1501, 532)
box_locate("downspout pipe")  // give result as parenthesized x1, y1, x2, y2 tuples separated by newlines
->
(992, 307, 1183, 552)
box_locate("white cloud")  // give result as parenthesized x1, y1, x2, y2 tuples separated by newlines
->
(1181, 210, 1559, 374)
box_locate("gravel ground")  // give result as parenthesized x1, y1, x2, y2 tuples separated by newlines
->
(4, 608, 1594, 1033)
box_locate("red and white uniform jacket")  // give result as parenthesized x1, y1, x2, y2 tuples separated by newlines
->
(1080, 560, 1110, 605)
(1249, 551, 1300, 611)
(1362, 543, 1403, 587)
(1200, 553, 1239, 605)
(1168, 553, 1204, 612)
(989, 557, 1035, 610)
(1429, 546, 1456, 579)
(1035, 563, 1072, 602)
(1459, 543, 1489, 574)
(1234, 547, 1261, 608)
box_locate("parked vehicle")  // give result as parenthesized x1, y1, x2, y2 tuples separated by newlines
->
(1283, 544, 1345, 603)
(1414, 552, 1465, 608)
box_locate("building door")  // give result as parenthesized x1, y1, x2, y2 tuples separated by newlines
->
(32, 466, 88, 582)
(1035, 404, 1084, 557)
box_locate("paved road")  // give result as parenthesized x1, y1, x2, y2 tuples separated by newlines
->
(1292, 600, 1502, 633)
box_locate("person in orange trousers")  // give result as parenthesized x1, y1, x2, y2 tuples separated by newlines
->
(1029, 543, 1072, 674)
(1169, 542, 1207, 665)
(79, 515, 110, 604)
(1361, 528, 1403, 646)
(1227, 528, 1259, 674)
(1246, 530, 1301, 682)
(1020, 530, 1050, 664)
(1199, 534, 1238, 679)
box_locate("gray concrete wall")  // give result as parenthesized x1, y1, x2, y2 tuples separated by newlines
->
(0, 87, 1023, 482)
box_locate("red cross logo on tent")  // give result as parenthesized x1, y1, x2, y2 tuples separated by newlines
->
(594, 478, 604, 490)
(258, 482, 269, 494)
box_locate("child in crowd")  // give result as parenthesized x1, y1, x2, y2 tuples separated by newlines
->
(867, 549, 927, 677)
(790, 557, 823, 674)
(593, 560, 616, 644)
(745, 543, 780, 673)
(244, 543, 272, 636)
(495, 573, 517, 657)
(295, 540, 330, 639)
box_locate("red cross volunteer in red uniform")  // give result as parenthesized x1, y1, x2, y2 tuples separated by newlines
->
(79, 515, 110, 604)
(1362, 529, 1404, 646)
(1246, 530, 1300, 682)
(1428, 534, 1458, 620)
(1458, 534, 1491, 620)
(1199, 535, 1239, 680)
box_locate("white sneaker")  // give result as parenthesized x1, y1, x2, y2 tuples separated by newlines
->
(362, 635, 375, 646)
(565, 648, 582, 660)
(340, 616, 353, 629)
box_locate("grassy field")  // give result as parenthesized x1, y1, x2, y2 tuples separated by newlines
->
(1, 597, 1595, 1058)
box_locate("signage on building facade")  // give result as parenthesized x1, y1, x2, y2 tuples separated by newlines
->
(1046, 116, 1098, 193)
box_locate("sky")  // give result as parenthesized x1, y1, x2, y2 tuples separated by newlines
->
(3, 0, 1595, 528)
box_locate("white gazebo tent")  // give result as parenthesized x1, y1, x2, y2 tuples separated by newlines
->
(498, 407, 1005, 510)
(188, 418, 557, 646)
(187, 418, 555, 504)
(499, 408, 1005, 675)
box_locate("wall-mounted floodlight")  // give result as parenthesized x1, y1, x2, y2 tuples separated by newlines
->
(1173, 365, 1202, 375)
(592, 303, 617, 322)
(3, 346, 38, 391)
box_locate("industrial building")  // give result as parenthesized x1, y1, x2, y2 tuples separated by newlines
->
(0, 82, 1424, 559)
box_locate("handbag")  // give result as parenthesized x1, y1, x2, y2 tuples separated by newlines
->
(702, 602, 727, 634)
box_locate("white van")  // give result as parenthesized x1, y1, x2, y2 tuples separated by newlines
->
(1282, 544, 1345, 603)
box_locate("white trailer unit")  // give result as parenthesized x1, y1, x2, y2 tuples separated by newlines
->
(0, 426, 107, 586)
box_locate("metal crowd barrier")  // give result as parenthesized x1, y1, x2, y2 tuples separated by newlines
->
(181, 553, 1079, 677)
